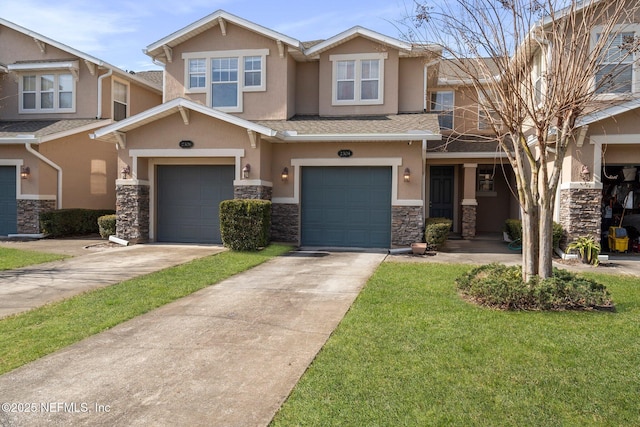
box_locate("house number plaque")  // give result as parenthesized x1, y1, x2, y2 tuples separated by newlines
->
(179, 140, 194, 149)
(338, 149, 353, 158)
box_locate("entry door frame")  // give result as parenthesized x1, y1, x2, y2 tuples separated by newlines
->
(428, 164, 459, 232)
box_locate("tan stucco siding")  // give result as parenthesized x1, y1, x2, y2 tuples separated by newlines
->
(40, 135, 117, 209)
(318, 37, 400, 117)
(162, 23, 290, 120)
(129, 80, 163, 116)
(295, 62, 320, 115)
(0, 146, 55, 196)
(398, 57, 426, 113)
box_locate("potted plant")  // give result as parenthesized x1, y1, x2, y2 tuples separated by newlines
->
(566, 236, 601, 266)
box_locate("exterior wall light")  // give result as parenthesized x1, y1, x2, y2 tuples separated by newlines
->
(281, 167, 289, 181)
(242, 164, 251, 179)
(403, 167, 411, 182)
(121, 165, 131, 179)
(20, 166, 30, 179)
(580, 164, 590, 181)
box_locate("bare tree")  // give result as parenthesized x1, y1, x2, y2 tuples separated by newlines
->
(402, 0, 640, 281)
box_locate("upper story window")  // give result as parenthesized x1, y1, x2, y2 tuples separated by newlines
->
(183, 49, 268, 113)
(330, 53, 387, 106)
(113, 80, 129, 121)
(431, 91, 454, 130)
(477, 89, 501, 130)
(592, 25, 639, 95)
(19, 72, 75, 113)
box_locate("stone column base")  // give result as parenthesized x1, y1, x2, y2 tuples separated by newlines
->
(462, 204, 477, 239)
(559, 187, 601, 247)
(17, 199, 56, 234)
(271, 203, 299, 243)
(234, 185, 272, 200)
(116, 182, 150, 243)
(392, 206, 423, 246)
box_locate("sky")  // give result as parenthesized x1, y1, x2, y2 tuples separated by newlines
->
(0, 0, 416, 72)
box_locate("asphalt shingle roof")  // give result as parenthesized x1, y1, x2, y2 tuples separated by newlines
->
(0, 119, 106, 139)
(255, 113, 441, 135)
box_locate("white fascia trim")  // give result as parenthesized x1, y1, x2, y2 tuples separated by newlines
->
(0, 136, 39, 144)
(8, 61, 79, 72)
(590, 134, 640, 144)
(395, 199, 424, 207)
(234, 179, 273, 187)
(116, 179, 150, 186)
(129, 148, 245, 181)
(39, 120, 113, 143)
(426, 152, 509, 159)
(92, 98, 277, 140)
(560, 182, 604, 190)
(277, 133, 439, 142)
(578, 98, 640, 127)
(145, 10, 301, 58)
(306, 26, 412, 57)
(17, 194, 57, 200)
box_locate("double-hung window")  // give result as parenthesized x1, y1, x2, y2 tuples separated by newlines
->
(113, 80, 129, 121)
(183, 49, 268, 112)
(431, 91, 454, 130)
(19, 72, 75, 113)
(595, 31, 636, 94)
(477, 89, 501, 130)
(330, 53, 386, 105)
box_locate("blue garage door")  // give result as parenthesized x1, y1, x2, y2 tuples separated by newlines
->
(157, 165, 234, 244)
(0, 166, 17, 236)
(301, 166, 392, 248)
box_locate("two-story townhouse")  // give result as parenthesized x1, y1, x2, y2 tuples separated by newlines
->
(525, 1, 640, 249)
(425, 58, 519, 239)
(0, 18, 162, 237)
(92, 10, 443, 248)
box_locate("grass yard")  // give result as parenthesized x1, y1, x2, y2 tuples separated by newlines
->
(0, 247, 68, 270)
(271, 262, 640, 426)
(0, 244, 292, 375)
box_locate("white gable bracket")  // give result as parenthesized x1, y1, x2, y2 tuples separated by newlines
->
(162, 45, 173, 63)
(178, 105, 190, 125)
(576, 125, 589, 148)
(114, 131, 126, 149)
(218, 17, 227, 36)
(247, 130, 260, 148)
(33, 38, 46, 54)
(277, 40, 285, 58)
(84, 60, 96, 76)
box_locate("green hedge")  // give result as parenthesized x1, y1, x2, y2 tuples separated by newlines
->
(220, 199, 271, 251)
(40, 209, 116, 237)
(98, 214, 117, 239)
(425, 217, 452, 249)
(504, 218, 564, 249)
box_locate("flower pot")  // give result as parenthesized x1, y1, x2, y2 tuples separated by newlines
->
(411, 242, 427, 255)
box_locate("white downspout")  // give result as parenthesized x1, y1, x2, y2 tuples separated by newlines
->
(25, 143, 63, 209)
(97, 69, 113, 119)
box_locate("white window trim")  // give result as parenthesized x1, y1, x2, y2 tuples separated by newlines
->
(112, 77, 130, 121)
(17, 71, 77, 114)
(182, 49, 269, 112)
(329, 52, 387, 106)
(431, 90, 455, 130)
(591, 23, 640, 97)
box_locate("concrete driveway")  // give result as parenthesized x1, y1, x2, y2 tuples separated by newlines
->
(0, 250, 386, 426)
(0, 238, 224, 319)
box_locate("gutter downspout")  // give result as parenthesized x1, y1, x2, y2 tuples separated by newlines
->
(97, 69, 113, 119)
(25, 143, 63, 209)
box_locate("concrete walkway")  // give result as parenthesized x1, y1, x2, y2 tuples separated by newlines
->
(0, 250, 386, 427)
(0, 239, 224, 319)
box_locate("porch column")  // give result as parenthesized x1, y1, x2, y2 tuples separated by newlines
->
(115, 180, 150, 243)
(461, 163, 478, 239)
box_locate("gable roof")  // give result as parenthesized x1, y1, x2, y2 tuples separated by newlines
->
(0, 119, 112, 144)
(304, 26, 438, 58)
(144, 10, 303, 64)
(90, 98, 278, 145)
(578, 98, 640, 127)
(0, 17, 161, 94)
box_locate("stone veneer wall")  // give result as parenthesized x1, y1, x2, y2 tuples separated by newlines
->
(116, 183, 149, 243)
(17, 199, 56, 234)
(271, 203, 299, 243)
(559, 188, 601, 247)
(234, 185, 272, 200)
(461, 205, 477, 239)
(392, 206, 423, 246)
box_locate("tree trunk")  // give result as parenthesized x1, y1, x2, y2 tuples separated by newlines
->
(538, 207, 554, 279)
(521, 204, 539, 282)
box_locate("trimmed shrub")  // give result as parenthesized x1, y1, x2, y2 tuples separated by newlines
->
(98, 214, 117, 239)
(425, 217, 452, 249)
(504, 219, 564, 249)
(456, 263, 613, 311)
(220, 199, 271, 251)
(40, 209, 115, 237)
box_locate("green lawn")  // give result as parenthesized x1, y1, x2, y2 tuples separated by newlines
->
(0, 247, 68, 270)
(271, 262, 640, 426)
(0, 244, 292, 375)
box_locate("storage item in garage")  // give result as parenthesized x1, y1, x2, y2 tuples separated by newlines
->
(608, 226, 629, 253)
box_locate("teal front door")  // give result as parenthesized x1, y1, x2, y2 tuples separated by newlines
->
(0, 166, 17, 236)
(301, 166, 392, 248)
(430, 166, 454, 220)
